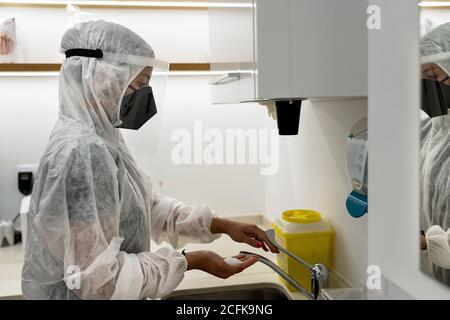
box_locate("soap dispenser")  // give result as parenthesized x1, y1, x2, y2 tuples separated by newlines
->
(275, 100, 302, 135)
(345, 118, 368, 218)
(259, 99, 303, 135)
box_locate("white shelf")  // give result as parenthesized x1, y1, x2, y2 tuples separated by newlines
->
(420, 1, 450, 7)
(0, 0, 252, 9)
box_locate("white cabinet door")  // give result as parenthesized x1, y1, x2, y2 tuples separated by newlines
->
(209, 0, 367, 104)
(255, 0, 367, 100)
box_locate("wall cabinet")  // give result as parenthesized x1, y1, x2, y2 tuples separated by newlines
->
(209, 0, 368, 104)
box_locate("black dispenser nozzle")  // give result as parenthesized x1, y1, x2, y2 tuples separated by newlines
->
(275, 100, 302, 135)
(18, 171, 33, 196)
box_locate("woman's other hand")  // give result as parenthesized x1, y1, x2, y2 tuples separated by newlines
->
(185, 251, 258, 279)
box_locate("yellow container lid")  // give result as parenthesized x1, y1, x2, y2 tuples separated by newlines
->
(282, 209, 322, 224)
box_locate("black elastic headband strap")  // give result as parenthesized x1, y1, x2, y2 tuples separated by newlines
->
(65, 48, 103, 59)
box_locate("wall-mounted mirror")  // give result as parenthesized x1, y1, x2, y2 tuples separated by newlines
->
(419, 4, 450, 287)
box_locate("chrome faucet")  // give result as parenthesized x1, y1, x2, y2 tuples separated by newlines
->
(240, 229, 328, 300)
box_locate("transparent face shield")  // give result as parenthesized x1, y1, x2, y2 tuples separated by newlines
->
(421, 52, 450, 118)
(101, 52, 169, 157)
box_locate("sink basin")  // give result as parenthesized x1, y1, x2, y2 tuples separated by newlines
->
(0, 295, 22, 300)
(0, 284, 292, 300)
(163, 283, 291, 300)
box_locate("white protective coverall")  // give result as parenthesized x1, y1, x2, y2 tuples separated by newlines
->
(21, 20, 220, 300)
(420, 22, 450, 284)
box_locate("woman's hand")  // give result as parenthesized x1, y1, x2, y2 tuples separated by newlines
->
(210, 218, 279, 253)
(185, 251, 258, 279)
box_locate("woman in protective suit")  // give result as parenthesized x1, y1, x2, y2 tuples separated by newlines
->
(419, 23, 450, 285)
(21, 20, 277, 300)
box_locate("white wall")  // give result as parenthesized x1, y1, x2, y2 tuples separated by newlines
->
(421, 7, 450, 36)
(368, 0, 450, 299)
(136, 75, 267, 215)
(264, 98, 368, 287)
(0, 76, 58, 220)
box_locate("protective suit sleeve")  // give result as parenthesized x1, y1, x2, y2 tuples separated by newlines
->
(150, 190, 221, 249)
(425, 225, 450, 269)
(34, 141, 187, 300)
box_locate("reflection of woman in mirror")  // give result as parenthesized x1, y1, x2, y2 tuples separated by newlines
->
(419, 23, 450, 285)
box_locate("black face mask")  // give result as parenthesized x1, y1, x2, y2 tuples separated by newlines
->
(421, 78, 450, 118)
(119, 86, 157, 130)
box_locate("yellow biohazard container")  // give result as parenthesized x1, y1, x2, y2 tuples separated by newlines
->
(273, 209, 333, 292)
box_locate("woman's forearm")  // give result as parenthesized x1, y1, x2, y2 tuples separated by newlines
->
(210, 217, 232, 234)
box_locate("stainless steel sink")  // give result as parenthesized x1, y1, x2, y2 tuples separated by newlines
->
(0, 284, 292, 300)
(163, 283, 291, 300)
(0, 295, 22, 300)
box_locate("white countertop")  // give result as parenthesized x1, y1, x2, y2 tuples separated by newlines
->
(0, 243, 23, 297)
(0, 215, 310, 300)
